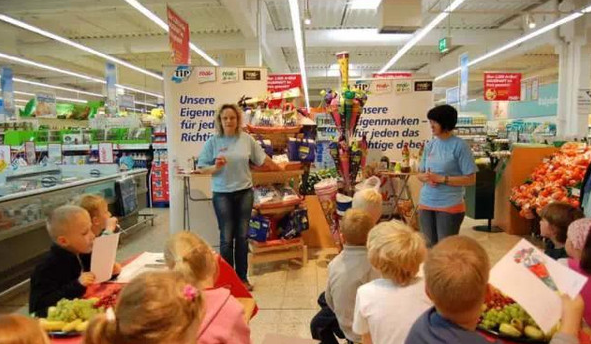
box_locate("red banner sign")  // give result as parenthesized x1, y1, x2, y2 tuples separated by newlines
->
(167, 6, 190, 64)
(372, 72, 413, 79)
(268, 74, 302, 93)
(484, 73, 522, 101)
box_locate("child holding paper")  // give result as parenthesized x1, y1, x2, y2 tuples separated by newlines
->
(539, 202, 584, 260)
(164, 232, 251, 344)
(405, 235, 582, 344)
(29, 206, 120, 317)
(565, 218, 591, 325)
(76, 194, 119, 236)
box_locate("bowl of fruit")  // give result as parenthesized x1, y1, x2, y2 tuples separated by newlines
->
(478, 285, 557, 343)
(38, 298, 106, 337)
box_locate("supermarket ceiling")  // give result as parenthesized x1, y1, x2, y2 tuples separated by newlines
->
(0, 0, 584, 104)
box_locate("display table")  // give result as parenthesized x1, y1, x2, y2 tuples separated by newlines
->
(493, 145, 558, 235)
(50, 254, 257, 344)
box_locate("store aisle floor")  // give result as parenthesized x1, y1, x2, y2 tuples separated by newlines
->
(0, 209, 523, 343)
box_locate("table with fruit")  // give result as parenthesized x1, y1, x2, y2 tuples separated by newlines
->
(478, 285, 591, 344)
(44, 253, 256, 343)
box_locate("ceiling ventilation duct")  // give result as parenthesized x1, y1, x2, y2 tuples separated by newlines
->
(377, 0, 422, 34)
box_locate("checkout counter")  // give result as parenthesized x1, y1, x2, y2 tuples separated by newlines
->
(0, 164, 150, 291)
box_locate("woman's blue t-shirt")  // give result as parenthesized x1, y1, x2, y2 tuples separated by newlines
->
(197, 133, 267, 193)
(419, 136, 477, 208)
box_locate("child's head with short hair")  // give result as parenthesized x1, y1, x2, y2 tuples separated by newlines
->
(340, 209, 375, 246)
(367, 221, 426, 286)
(424, 236, 490, 328)
(164, 232, 218, 288)
(0, 314, 50, 344)
(539, 202, 584, 245)
(352, 188, 382, 224)
(75, 194, 114, 236)
(566, 218, 591, 274)
(48, 205, 95, 254)
(84, 271, 204, 344)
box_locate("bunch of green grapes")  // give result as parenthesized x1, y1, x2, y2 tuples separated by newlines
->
(480, 303, 535, 330)
(47, 298, 102, 322)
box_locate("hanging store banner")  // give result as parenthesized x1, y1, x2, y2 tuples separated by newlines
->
(267, 74, 302, 93)
(118, 94, 135, 109)
(352, 78, 433, 162)
(394, 79, 412, 95)
(164, 65, 267, 244)
(459, 53, 469, 109)
(484, 72, 522, 101)
(446, 87, 460, 104)
(371, 79, 392, 94)
(105, 62, 117, 116)
(167, 6, 190, 64)
(0, 67, 15, 120)
(35, 92, 57, 118)
(531, 78, 539, 100)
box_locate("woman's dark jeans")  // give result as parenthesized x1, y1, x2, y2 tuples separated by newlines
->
(212, 188, 254, 281)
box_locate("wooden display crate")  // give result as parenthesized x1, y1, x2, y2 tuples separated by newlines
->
(248, 238, 308, 274)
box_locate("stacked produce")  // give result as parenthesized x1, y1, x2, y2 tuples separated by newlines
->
(38, 298, 105, 334)
(479, 286, 554, 342)
(510, 143, 590, 219)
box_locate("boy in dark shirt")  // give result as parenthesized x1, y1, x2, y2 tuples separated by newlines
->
(405, 236, 581, 344)
(539, 202, 583, 260)
(29, 205, 106, 317)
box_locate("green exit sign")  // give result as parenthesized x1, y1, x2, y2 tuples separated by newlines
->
(439, 37, 451, 53)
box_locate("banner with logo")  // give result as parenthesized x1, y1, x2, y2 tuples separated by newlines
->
(484, 72, 522, 101)
(352, 78, 433, 162)
(220, 68, 239, 83)
(105, 62, 117, 116)
(167, 6, 190, 64)
(35, 92, 57, 118)
(0, 67, 15, 120)
(268, 74, 302, 93)
(459, 53, 469, 109)
(163, 65, 267, 243)
(372, 72, 413, 79)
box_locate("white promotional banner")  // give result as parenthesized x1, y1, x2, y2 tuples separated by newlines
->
(352, 78, 433, 162)
(164, 65, 268, 245)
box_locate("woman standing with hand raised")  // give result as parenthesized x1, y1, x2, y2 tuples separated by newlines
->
(197, 104, 282, 290)
(417, 105, 477, 246)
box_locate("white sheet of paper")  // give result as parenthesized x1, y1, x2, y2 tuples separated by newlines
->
(115, 252, 165, 283)
(90, 233, 120, 283)
(489, 239, 588, 333)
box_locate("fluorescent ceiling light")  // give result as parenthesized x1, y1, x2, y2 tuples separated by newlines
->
(288, 0, 310, 111)
(349, 0, 382, 10)
(123, 0, 219, 66)
(434, 9, 586, 81)
(379, 0, 465, 73)
(0, 52, 163, 99)
(15, 90, 88, 104)
(135, 100, 157, 107)
(14, 78, 103, 97)
(0, 14, 163, 81)
(0, 52, 104, 83)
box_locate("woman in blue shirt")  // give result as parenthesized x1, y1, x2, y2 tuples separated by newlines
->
(418, 105, 477, 246)
(197, 104, 282, 290)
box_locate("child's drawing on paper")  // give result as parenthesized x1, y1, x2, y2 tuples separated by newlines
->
(514, 248, 558, 291)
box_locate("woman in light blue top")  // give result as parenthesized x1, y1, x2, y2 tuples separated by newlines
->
(418, 105, 477, 246)
(197, 104, 282, 290)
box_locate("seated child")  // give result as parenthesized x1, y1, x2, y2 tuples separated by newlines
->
(539, 202, 583, 260)
(29, 205, 120, 317)
(164, 232, 251, 344)
(352, 188, 383, 224)
(311, 209, 380, 344)
(0, 314, 50, 344)
(565, 218, 591, 325)
(353, 221, 431, 344)
(76, 194, 119, 236)
(84, 270, 204, 344)
(406, 235, 582, 344)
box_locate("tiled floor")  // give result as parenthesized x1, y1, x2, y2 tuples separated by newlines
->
(0, 210, 524, 343)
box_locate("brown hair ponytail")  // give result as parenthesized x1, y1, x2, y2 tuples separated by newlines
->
(83, 314, 117, 344)
(165, 232, 218, 286)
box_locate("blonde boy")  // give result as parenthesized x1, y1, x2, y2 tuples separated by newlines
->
(352, 188, 382, 224)
(311, 209, 380, 344)
(76, 194, 118, 236)
(353, 221, 431, 344)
